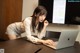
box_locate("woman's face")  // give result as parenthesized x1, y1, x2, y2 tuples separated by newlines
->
(38, 15, 46, 22)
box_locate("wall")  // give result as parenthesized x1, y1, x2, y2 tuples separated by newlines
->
(22, 0, 38, 20)
(22, 0, 80, 43)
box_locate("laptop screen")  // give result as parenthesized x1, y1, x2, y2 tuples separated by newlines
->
(43, 31, 61, 41)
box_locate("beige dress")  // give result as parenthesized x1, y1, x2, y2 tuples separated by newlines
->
(6, 17, 46, 43)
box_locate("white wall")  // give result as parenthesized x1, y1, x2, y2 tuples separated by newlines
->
(22, 0, 80, 43)
(22, 0, 38, 20)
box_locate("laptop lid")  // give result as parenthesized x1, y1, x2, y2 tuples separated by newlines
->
(56, 30, 79, 49)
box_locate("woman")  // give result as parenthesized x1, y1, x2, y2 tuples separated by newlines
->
(6, 6, 55, 46)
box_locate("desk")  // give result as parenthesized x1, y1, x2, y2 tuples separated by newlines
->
(0, 38, 80, 53)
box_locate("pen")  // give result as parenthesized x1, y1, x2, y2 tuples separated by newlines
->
(35, 48, 42, 53)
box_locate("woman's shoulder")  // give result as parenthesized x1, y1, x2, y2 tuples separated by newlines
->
(24, 17, 32, 21)
(23, 17, 32, 23)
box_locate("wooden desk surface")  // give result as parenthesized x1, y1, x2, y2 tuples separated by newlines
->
(0, 38, 80, 53)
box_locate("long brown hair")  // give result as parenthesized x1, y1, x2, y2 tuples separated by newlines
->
(31, 6, 47, 33)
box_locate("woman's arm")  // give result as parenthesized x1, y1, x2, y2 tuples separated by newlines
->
(23, 18, 55, 45)
(37, 26, 46, 39)
(23, 18, 40, 43)
(38, 20, 48, 39)
(37, 20, 56, 45)
(24, 19, 55, 45)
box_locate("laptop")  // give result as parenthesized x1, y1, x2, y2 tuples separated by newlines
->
(43, 30, 79, 49)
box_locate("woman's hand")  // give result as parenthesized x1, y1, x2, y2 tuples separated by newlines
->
(42, 39, 55, 46)
(44, 20, 49, 27)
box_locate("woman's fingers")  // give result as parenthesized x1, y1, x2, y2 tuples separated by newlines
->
(47, 40, 55, 46)
(44, 20, 49, 27)
(42, 39, 56, 47)
(46, 39, 56, 46)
